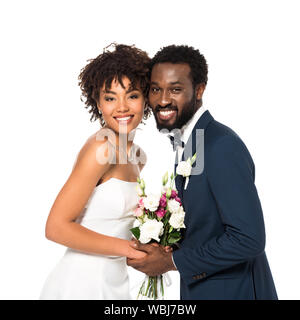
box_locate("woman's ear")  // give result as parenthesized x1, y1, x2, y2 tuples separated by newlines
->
(96, 101, 102, 114)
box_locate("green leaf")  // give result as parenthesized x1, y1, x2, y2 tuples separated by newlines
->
(166, 188, 172, 199)
(169, 231, 181, 238)
(169, 226, 173, 233)
(130, 227, 140, 240)
(167, 231, 181, 244)
(191, 152, 197, 165)
(140, 179, 145, 189)
(162, 171, 169, 186)
(167, 235, 181, 244)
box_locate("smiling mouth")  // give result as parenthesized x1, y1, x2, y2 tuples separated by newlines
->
(114, 115, 134, 124)
(157, 110, 177, 121)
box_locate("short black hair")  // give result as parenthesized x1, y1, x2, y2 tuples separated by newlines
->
(79, 43, 151, 124)
(150, 45, 208, 86)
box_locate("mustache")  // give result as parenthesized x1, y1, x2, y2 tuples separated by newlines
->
(155, 104, 178, 112)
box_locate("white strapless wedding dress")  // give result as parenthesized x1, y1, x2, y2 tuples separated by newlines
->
(40, 178, 138, 300)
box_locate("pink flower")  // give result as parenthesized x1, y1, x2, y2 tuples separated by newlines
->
(174, 196, 182, 205)
(159, 194, 167, 208)
(138, 197, 144, 209)
(134, 207, 144, 217)
(170, 190, 178, 199)
(156, 207, 166, 218)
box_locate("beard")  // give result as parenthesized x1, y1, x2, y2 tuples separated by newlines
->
(153, 93, 201, 131)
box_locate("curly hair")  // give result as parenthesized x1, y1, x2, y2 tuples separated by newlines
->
(78, 43, 152, 125)
(149, 45, 208, 86)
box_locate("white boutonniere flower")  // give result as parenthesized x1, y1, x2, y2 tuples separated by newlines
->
(176, 153, 197, 190)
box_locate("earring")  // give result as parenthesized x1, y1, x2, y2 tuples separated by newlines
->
(98, 109, 106, 126)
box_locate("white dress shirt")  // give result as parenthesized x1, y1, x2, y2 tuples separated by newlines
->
(176, 106, 207, 161)
(170, 106, 207, 269)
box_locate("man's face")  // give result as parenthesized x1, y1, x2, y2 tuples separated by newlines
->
(149, 63, 205, 131)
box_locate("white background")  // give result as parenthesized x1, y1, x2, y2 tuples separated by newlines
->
(0, 0, 299, 300)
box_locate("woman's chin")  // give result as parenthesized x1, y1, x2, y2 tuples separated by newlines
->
(105, 122, 139, 135)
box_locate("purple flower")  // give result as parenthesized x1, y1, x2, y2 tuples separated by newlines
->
(170, 190, 178, 199)
(156, 207, 166, 218)
(159, 194, 167, 208)
(175, 196, 182, 205)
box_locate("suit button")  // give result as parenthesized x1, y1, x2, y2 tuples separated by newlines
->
(193, 273, 207, 280)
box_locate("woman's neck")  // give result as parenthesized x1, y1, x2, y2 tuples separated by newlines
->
(102, 126, 136, 160)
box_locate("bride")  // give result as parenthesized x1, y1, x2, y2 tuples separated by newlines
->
(40, 44, 167, 300)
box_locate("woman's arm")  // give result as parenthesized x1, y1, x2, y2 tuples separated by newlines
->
(45, 132, 146, 259)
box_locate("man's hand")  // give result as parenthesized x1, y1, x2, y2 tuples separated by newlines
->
(126, 240, 177, 276)
(150, 241, 173, 253)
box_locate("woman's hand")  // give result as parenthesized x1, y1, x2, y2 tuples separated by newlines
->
(128, 239, 147, 259)
(128, 240, 173, 259)
(150, 242, 173, 252)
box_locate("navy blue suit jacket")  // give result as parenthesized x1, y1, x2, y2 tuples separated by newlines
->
(172, 110, 277, 300)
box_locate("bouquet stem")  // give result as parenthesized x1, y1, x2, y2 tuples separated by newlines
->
(137, 275, 165, 300)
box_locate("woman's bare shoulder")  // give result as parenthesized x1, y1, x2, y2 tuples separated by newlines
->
(73, 129, 114, 171)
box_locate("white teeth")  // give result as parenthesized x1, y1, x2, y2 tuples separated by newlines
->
(160, 111, 175, 116)
(115, 116, 132, 121)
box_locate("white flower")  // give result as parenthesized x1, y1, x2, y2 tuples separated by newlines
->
(143, 193, 160, 212)
(133, 219, 141, 228)
(176, 153, 197, 190)
(136, 184, 144, 197)
(176, 160, 192, 177)
(166, 187, 172, 199)
(167, 199, 181, 214)
(161, 185, 169, 194)
(169, 208, 186, 229)
(139, 219, 164, 243)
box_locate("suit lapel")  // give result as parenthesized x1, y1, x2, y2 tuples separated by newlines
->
(174, 150, 184, 197)
(175, 110, 214, 198)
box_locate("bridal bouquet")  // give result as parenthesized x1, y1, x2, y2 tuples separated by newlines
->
(130, 172, 186, 300)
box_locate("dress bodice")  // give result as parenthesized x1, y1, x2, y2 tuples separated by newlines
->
(75, 178, 138, 240)
(40, 172, 140, 299)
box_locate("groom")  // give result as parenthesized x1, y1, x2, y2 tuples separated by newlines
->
(127, 45, 278, 300)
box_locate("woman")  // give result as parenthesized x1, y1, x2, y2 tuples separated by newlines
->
(40, 44, 158, 299)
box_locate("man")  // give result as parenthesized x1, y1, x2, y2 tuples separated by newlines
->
(127, 45, 278, 300)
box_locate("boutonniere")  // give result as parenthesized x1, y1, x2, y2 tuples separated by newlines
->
(176, 153, 197, 190)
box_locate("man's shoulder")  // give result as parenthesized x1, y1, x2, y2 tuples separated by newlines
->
(205, 118, 240, 145)
(205, 118, 251, 159)
(207, 116, 237, 137)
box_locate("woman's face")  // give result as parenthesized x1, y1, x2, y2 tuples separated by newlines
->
(98, 77, 145, 135)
